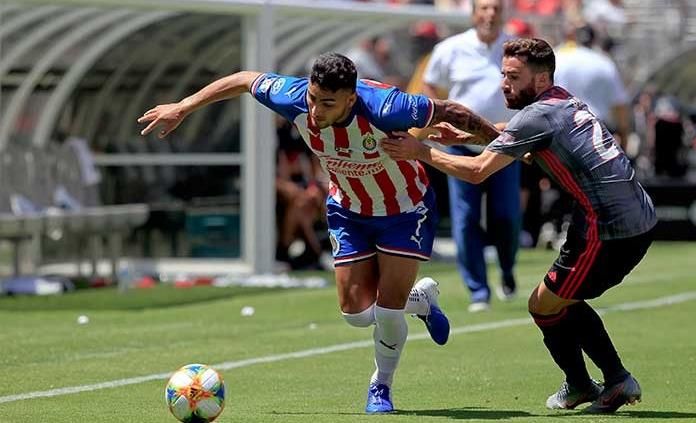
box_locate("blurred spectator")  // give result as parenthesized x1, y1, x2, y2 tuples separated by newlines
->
(653, 96, 687, 178)
(346, 38, 387, 81)
(505, 18, 536, 38)
(423, 0, 520, 312)
(514, 0, 562, 16)
(561, 0, 585, 26)
(434, 0, 472, 10)
(632, 88, 656, 168)
(406, 21, 444, 95)
(583, 0, 629, 36)
(554, 24, 630, 148)
(345, 37, 404, 88)
(274, 117, 328, 269)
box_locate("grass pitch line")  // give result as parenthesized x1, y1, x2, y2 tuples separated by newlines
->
(1, 291, 695, 405)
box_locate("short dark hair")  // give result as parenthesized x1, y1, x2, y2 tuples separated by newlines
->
(310, 53, 357, 92)
(503, 38, 555, 82)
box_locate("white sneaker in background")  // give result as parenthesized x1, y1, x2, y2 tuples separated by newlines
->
(467, 301, 491, 313)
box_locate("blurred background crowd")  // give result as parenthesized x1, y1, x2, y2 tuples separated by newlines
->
(1, 0, 694, 281)
(275, 0, 696, 269)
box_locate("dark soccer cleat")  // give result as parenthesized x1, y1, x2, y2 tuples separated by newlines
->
(365, 383, 394, 413)
(546, 379, 603, 410)
(414, 278, 450, 345)
(584, 374, 642, 414)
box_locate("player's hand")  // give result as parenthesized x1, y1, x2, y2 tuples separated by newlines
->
(380, 131, 428, 161)
(521, 152, 534, 165)
(137, 102, 189, 138)
(427, 122, 482, 146)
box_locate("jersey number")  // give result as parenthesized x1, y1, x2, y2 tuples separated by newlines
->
(573, 110, 620, 161)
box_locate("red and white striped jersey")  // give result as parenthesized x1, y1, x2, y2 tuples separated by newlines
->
(252, 73, 435, 216)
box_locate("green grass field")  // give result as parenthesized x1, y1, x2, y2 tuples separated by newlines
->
(1, 242, 695, 422)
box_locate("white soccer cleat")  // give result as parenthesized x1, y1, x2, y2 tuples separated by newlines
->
(414, 277, 440, 307)
(414, 277, 450, 345)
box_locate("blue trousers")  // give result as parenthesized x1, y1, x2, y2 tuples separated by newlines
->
(447, 146, 521, 303)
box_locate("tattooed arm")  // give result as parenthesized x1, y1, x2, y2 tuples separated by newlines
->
(429, 99, 501, 146)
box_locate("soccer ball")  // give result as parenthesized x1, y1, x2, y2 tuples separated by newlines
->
(165, 364, 226, 423)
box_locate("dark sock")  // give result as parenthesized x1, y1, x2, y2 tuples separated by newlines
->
(531, 308, 592, 389)
(571, 301, 630, 385)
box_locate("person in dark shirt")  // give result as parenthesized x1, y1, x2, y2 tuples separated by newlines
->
(381, 38, 656, 414)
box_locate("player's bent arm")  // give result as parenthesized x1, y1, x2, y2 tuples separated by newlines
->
(430, 99, 501, 146)
(419, 147, 515, 185)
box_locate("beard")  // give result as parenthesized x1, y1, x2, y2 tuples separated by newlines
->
(505, 85, 537, 110)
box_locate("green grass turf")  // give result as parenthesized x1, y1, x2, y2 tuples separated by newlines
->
(1, 242, 695, 422)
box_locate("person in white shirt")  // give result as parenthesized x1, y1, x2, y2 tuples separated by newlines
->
(554, 24, 630, 148)
(423, 0, 520, 312)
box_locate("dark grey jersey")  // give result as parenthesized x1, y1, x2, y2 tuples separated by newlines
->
(487, 86, 656, 240)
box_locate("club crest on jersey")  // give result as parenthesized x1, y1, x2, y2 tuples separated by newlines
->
(329, 232, 340, 255)
(362, 133, 377, 151)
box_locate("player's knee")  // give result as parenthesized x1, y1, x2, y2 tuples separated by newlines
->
(342, 303, 375, 327)
(527, 286, 539, 313)
(528, 285, 567, 316)
(528, 286, 551, 315)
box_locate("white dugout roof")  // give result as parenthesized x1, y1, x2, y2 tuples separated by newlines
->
(0, 0, 469, 274)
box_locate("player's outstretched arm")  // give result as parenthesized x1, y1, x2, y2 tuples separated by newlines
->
(138, 71, 262, 138)
(430, 99, 501, 146)
(381, 131, 514, 184)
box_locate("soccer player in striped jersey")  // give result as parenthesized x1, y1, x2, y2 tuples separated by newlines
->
(381, 38, 656, 414)
(139, 53, 497, 414)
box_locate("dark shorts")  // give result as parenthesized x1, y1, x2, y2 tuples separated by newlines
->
(543, 227, 654, 300)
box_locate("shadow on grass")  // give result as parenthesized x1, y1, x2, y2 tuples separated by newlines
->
(268, 407, 536, 419)
(396, 407, 536, 419)
(612, 410, 696, 419)
(540, 409, 696, 419)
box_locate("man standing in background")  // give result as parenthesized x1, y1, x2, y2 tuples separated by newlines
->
(554, 24, 630, 149)
(422, 0, 520, 312)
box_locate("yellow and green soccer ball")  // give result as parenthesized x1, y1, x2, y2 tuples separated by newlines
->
(165, 364, 225, 422)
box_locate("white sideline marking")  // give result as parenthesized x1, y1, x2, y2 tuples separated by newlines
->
(1, 291, 696, 405)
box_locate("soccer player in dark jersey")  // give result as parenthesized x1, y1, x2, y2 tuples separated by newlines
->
(381, 38, 656, 414)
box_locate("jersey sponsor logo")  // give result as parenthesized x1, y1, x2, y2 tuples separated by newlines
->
(270, 77, 286, 95)
(258, 77, 274, 94)
(408, 96, 419, 121)
(362, 133, 377, 151)
(324, 157, 384, 177)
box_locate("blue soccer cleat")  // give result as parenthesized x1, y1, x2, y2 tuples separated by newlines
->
(415, 277, 450, 345)
(365, 383, 394, 413)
